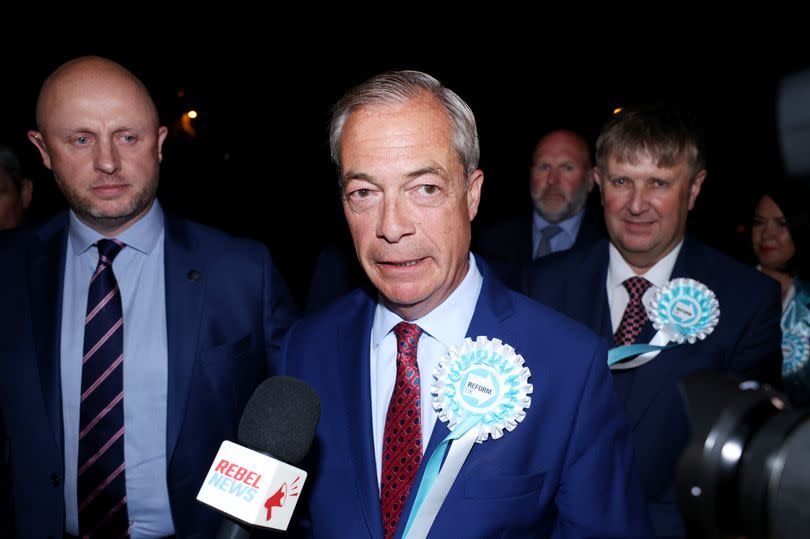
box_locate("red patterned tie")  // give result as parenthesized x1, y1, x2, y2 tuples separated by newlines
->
(381, 322, 423, 539)
(613, 276, 653, 346)
(78, 239, 129, 538)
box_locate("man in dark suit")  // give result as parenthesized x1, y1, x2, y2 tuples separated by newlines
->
(282, 70, 652, 538)
(0, 56, 298, 538)
(524, 105, 782, 538)
(472, 129, 605, 288)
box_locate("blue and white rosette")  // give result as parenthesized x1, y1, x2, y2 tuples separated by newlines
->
(609, 278, 720, 369)
(646, 278, 720, 344)
(402, 336, 532, 539)
(432, 336, 532, 441)
(782, 325, 810, 376)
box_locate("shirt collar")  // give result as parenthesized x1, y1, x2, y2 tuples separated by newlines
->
(532, 208, 585, 239)
(607, 239, 683, 291)
(372, 253, 483, 349)
(68, 201, 165, 256)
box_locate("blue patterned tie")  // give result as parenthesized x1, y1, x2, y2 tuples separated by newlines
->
(78, 239, 129, 538)
(381, 322, 423, 539)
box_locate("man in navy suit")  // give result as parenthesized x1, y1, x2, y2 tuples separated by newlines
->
(472, 129, 606, 288)
(524, 105, 782, 538)
(0, 56, 298, 538)
(282, 70, 652, 538)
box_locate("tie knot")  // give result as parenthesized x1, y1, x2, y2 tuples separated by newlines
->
(96, 238, 125, 263)
(394, 322, 422, 360)
(622, 276, 652, 300)
(541, 224, 563, 241)
(535, 224, 564, 258)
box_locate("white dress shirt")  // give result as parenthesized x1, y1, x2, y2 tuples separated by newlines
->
(606, 241, 683, 332)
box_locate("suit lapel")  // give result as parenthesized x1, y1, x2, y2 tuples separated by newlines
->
(337, 295, 383, 538)
(31, 215, 69, 453)
(164, 216, 206, 460)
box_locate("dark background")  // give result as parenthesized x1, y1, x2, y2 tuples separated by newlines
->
(3, 35, 808, 305)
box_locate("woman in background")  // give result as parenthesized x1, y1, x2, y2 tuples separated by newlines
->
(751, 180, 810, 406)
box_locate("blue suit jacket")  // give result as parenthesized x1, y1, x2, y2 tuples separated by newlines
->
(282, 257, 653, 538)
(523, 237, 782, 537)
(0, 210, 299, 538)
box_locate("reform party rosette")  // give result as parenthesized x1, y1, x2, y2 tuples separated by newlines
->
(431, 336, 532, 443)
(644, 278, 720, 345)
(403, 337, 532, 539)
(782, 325, 810, 375)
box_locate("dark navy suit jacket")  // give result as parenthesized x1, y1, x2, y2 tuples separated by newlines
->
(283, 257, 653, 538)
(0, 210, 298, 538)
(523, 237, 782, 537)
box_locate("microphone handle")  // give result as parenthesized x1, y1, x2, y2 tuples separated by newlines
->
(216, 519, 251, 539)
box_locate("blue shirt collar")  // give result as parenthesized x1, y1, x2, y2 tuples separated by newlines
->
(68, 200, 165, 256)
(532, 208, 585, 239)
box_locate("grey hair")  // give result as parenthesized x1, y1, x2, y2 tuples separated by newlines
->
(329, 70, 480, 184)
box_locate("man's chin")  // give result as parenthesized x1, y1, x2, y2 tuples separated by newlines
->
(616, 237, 655, 252)
(538, 204, 572, 223)
(79, 204, 149, 232)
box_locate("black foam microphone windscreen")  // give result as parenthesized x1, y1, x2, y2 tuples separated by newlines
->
(237, 376, 321, 465)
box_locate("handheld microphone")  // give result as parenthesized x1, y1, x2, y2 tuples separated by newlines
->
(196, 376, 321, 538)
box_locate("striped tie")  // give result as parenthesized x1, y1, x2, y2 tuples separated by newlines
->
(78, 239, 129, 538)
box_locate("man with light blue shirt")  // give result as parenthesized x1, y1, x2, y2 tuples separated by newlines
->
(473, 129, 605, 288)
(0, 56, 298, 538)
(281, 70, 652, 538)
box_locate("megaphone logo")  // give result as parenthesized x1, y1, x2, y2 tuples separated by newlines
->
(264, 475, 301, 521)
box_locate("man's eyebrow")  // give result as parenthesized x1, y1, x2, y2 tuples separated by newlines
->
(342, 166, 450, 185)
(342, 171, 376, 184)
(405, 166, 448, 182)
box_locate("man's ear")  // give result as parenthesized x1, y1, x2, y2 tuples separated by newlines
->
(28, 131, 52, 170)
(466, 169, 484, 221)
(688, 170, 707, 210)
(592, 166, 605, 205)
(585, 167, 595, 193)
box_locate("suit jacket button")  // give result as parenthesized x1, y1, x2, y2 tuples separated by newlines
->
(50, 473, 60, 486)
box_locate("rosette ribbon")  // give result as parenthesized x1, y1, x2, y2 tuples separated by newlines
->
(608, 278, 720, 369)
(401, 337, 532, 539)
